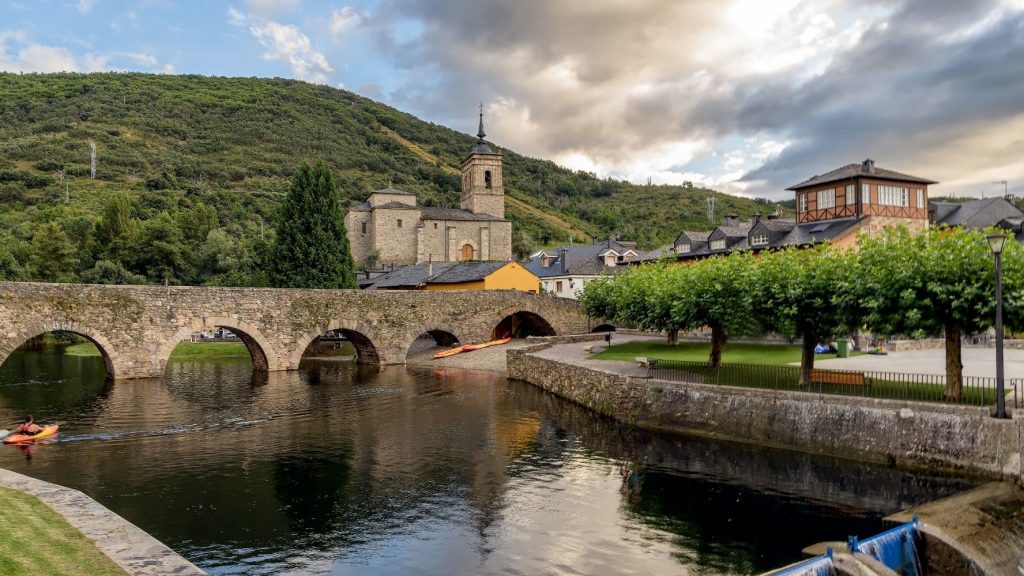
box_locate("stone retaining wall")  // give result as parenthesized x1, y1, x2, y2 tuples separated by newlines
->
(508, 344, 1024, 480)
(0, 467, 205, 575)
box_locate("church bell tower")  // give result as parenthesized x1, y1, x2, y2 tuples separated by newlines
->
(460, 104, 504, 218)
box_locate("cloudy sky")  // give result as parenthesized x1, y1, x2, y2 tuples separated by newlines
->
(2, 0, 1022, 199)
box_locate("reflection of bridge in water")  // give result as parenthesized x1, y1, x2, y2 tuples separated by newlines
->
(0, 282, 592, 379)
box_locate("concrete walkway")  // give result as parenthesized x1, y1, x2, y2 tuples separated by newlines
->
(815, 347, 1024, 378)
(0, 467, 206, 576)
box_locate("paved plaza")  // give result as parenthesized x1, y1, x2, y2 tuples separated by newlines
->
(816, 347, 1024, 378)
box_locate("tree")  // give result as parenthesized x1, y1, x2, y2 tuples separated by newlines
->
(858, 227, 1024, 399)
(27, 222, 80, 283)
(95, 192, 135, 247)
(269, 161, 357, 289)
(81, 260, 147, 285)
(751, 245, 861, 386)
(131, 212, 189, 283)
(671, 252, 757, 366)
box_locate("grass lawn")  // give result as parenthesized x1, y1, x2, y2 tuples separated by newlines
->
(65, 342, 101, 356)
(167, 342, 251, 362)
(593, 340, 858, 366)
(0, 486, 129, 576)
(65, 341, 252, 362)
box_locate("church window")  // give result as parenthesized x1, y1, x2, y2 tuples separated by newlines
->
(361, 222, 367, 234)
(485, 170, 492, 189)
(460, 244, 475, 261)
(433, 222, 438, 229)
(397, 219, 403, 228)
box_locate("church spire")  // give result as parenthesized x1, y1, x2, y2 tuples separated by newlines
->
(477, 101, 486, 143)
(470, 101, 493, 155)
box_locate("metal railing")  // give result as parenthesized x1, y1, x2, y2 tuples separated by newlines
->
(645, 359, 1002, 407)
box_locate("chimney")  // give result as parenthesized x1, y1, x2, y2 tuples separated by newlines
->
(427, 258, 433, 278)
(862, 159, 875, 174)
(752, 212, 762, 225)
(559, 248, 568, 274)
(723, 213, 739, 227)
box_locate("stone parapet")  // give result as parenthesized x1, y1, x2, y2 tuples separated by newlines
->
(508, 344, 1023, 480)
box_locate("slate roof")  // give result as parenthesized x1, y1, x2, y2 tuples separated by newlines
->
(674, 231, 710, 246)
(374, 201, 420, 210)
(788, 161, 937, 190)
(776, 217, 863, 246)
(930, 198, 1024, 230)
(717, 224, 753, 238)
(524, 239, 637, 278)
(366, 261, 516, 289)
(372, 187, 416, 196)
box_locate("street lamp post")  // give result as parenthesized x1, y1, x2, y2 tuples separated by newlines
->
(987, 233, 1008, 418)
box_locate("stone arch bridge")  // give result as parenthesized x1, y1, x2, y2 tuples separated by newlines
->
(0, 282, 594, 379)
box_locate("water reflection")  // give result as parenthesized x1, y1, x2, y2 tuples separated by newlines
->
(0, 347, 974, 575)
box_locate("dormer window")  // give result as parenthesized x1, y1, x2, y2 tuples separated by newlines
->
(541, 255, 551, 268)
(751, 233, 769, 246)
(710, 239, 726, 250)
(604, 254, 616, 266)
(678, 243, 691, 253)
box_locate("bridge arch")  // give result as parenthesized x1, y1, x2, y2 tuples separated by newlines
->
(399, 326, 465, 362)
(0, 322, 118, 379)
(291, 320, 381, 367)
(159, 317, 280, 374)
(491, 311, 557, 339)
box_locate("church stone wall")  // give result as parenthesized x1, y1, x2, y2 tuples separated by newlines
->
(345, 211, 373, 265)
(372, 207, 420, 266)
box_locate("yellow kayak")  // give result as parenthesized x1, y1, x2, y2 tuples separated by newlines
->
(3, 424, 60, 445)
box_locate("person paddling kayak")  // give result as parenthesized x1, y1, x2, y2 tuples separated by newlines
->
(15, 415, 44, 436)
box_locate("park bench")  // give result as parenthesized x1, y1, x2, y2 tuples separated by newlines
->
(636, 357, 656, 368)
(810, 368, 867, 387)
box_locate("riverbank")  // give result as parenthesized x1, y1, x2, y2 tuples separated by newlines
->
(0, 485, 129, 576)
(66, 341, 251, 361)
(508, 337, 1024, 481)
(0, 468, 205, 576)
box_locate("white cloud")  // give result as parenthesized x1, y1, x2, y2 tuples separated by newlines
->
(76, 0, 96, 14)
(329, 7, 361, 34)
(249, 20, 333, 83)
(227, 6, 248, 27)
(15, 44, 78, 72)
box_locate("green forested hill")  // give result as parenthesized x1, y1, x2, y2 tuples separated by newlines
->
(0, 73, 784, 285)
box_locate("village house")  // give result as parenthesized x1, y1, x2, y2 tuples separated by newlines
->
(930, 196, 1024, 238)
(667, 159, 939, 262)
(362, 261, 538, 292)
(523, 238, 647, 299)
(344, 111, 512, 267)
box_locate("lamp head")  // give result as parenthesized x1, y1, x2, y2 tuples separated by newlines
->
(987, 233, 1008, 255)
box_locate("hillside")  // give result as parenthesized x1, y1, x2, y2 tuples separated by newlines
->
(0, 73, 784, 285)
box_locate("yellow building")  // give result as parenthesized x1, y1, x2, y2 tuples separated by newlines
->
(366, 261, 538, 293)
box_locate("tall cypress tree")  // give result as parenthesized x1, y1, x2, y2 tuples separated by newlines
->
(270, 161, 357, 288)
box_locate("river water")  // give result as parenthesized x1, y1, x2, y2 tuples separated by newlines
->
(0, 345, 974, 575)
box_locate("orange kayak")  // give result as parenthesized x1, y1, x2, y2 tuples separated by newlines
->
(463, 337, 512, 351)
(3, 424, 59, 445)
(433, 345, 469, 359)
